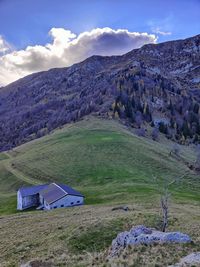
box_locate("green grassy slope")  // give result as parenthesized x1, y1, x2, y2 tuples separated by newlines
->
(0, 116, 200, 266)
(0, 116, 199, 215)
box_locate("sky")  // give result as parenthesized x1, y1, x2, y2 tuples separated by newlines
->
(0, 0, 199, 86)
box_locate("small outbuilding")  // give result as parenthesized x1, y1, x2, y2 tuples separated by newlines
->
(17, 182, 84, 211)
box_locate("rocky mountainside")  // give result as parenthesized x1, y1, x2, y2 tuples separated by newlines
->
(0, 34, 200, 151)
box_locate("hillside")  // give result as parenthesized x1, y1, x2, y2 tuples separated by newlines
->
(0, 117, 199, 215)
(0, 34, 200, 151)
(0, 117, 200, 266)
(1, 34, 200, 265)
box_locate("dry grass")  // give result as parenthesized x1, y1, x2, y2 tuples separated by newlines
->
(0, 117, 200, 266)
(0, 202, 199, 267)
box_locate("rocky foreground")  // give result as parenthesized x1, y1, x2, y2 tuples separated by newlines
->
(109, 225, 192, 257)
(170, 252, 200, 266)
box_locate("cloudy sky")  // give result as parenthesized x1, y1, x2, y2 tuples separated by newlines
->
(0, 0, 199, 86)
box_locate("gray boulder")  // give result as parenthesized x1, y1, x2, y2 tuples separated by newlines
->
(169, 252, 200, 266)
(110, 225, 191, 256)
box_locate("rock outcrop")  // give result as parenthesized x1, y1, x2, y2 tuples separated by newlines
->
(169, 252, 200, 266)
(110, 225, 191, 256)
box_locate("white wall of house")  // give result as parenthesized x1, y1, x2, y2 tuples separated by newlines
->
(39, 194, 45, 205)
(17, 191, 22, 210)
(44, 195, 84, 210)
(44, 199, 50, 210)
(17, 191, 84, 211)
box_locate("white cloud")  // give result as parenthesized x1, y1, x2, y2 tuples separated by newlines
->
(0, 27, 157, 86)
(152, 27, 172, 36)
(0, 35, 12, 54)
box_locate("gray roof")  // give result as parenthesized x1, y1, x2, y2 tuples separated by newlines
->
(18, 184, 48, 197)
(56, 183, 84, 197)
(18, 183, 84, 205)
(39, 183, 84, 204)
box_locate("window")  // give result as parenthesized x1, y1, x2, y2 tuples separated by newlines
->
(54, 206, 57, 209)
(61, 204, 64, 207)
(71, 202, 74, 205)
(77, 201, 80, 203)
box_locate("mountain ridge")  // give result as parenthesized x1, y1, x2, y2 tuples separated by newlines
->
(0, 34, 200, 151)
(2, 34, 199, 90)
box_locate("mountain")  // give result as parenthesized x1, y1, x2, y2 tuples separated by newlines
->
(0, 34, 200, 151)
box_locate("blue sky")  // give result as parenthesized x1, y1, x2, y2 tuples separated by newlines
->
(0, 0, 199, 85)
(1, 0, 199, 49)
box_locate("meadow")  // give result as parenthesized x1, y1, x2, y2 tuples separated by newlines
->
(0, 116, 199, 266)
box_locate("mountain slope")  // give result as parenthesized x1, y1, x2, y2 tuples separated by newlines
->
(0, 117, 199, 215)
(0, 116, 200, 265)
(0, 34, 200, 151)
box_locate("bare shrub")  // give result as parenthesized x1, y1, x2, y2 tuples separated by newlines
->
(153, 176, 177, 232)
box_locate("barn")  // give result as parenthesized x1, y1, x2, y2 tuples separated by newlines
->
(17, 183, 84, 210)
